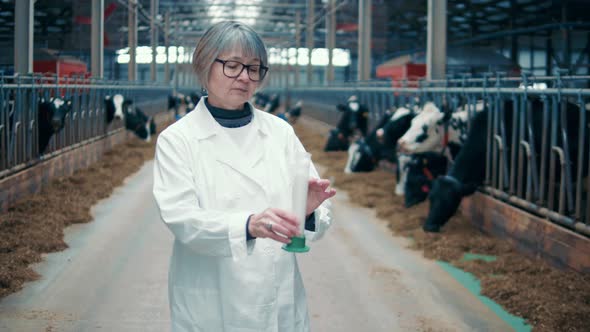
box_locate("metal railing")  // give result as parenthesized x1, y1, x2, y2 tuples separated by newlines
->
(0, 74, 175, 179)
(277, 74, 590, 237)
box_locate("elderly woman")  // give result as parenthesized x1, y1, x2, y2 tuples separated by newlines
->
(152, 21, 336, 332)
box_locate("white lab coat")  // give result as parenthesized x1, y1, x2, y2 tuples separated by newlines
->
(153, 98, 332, 332)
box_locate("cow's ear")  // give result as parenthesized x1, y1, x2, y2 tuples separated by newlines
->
(66, 100, 72, 106)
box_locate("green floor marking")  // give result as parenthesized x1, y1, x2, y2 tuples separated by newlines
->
(437, 261, 532, 332)
(462, 253, 497, 262)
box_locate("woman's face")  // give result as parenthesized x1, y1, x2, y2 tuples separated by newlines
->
(207, 49, 261, 110)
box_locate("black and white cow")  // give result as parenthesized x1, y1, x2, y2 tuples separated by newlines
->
(395, 102, 483, 195)
(105, 94, 156, 141)
(123, 103, 156, 142)
(104, 94, 128, 124)
(168, 92, 200, 118)
(344, 107, 415, 173)
(168, 93, 182, 112)
(38, 97, 72, 154)
(253, 92, 270, 108)
(263, 94, 280, 114)
(277, 100, 303, 124)
(423, 98, 588, 232)
(324, 95, 370, 152)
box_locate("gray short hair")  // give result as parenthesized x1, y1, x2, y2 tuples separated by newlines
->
(192, 21, 269, 90)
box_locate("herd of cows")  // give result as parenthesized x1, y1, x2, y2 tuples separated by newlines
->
(13, 87, 589, 235)
(3, 93, 159, 157)
(32, 90, 299, 159)
(324, 94, 590, 233)
(4, 91, 207, 159)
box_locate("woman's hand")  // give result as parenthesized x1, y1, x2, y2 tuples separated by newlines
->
(306, 178, 336, 216)
(248, 208, 301, 244)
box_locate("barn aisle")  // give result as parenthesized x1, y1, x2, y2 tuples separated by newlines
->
(0, 160, 512, 331)
(0, 161, 172, 332)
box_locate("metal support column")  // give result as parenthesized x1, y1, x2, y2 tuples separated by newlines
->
(128, 0, 138, 81)
(14, 0, 34, 74)
(294, 11, 301, 87)
(150, 0, 158, 82)
(546, 35, 553, 76)
(426, 0, 446, 80)
(91, 0, 104, 78)
(164, 12, 170, 83)
(306, 0, 315, 84)
(358, 0, 372, 81)
(325, 0, 336, 84)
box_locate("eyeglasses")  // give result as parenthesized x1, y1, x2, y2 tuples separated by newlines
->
(214, 59, 269, 82)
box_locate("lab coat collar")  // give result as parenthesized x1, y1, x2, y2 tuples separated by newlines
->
(190, 97, 269, 140)
(188, 97, 269, 192)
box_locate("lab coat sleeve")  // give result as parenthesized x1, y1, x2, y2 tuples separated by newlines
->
(153, 130, 255, 260)
(305, 160, 333, 241)
(289, 129, 333, 241)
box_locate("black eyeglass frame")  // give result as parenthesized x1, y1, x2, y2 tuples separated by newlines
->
(214, 58, 269, 82)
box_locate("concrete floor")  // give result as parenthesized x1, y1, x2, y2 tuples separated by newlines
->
(0, 160, 513, 331)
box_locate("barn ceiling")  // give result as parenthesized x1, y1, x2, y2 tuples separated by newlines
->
(0, 0, 589, 62)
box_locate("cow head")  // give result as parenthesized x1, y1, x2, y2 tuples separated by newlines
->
(423, 175, 478, 232)
(404, 152, 448, 208)
(105, 94, 129, 123)
(377, 107, 414, 146)
(344, 109, 400, 173)
(37, 97, 72, 154)
(335, 95, 369, 138)
(123, 105, 156, 142)
(39, 97, 72, 133)
(397, 102, 446, 154)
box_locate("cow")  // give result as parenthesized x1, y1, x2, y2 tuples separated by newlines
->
(253, 92, 270, 108)
(38, 97, 72, 154)
(168, 93, 183, 112)
(324, 95, 369, 152)
(344, 107, 415, 173)
(422, 98, 588, 232)
(395, 102, 483, 195)
(104, 94, 128, 124)
(168, 92, 201, 119)
(403, 152, 448, 207)
(263, 94, 280, 113)
(277, 100, 303, 124)
(123, 102, 157, 142)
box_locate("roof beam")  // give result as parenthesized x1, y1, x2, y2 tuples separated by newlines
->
(160, 2, 306, 10)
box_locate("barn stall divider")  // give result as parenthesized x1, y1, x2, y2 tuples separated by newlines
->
(0, 74, 177, 212)
(276, 73, 590, 273)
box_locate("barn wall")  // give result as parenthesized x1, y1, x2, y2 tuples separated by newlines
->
(0, 100, 172, 213)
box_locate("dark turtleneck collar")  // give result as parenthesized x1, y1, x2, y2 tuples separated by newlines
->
(205, 97, 253, 128)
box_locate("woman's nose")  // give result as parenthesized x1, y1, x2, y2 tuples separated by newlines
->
(237, 68, 250, 82)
